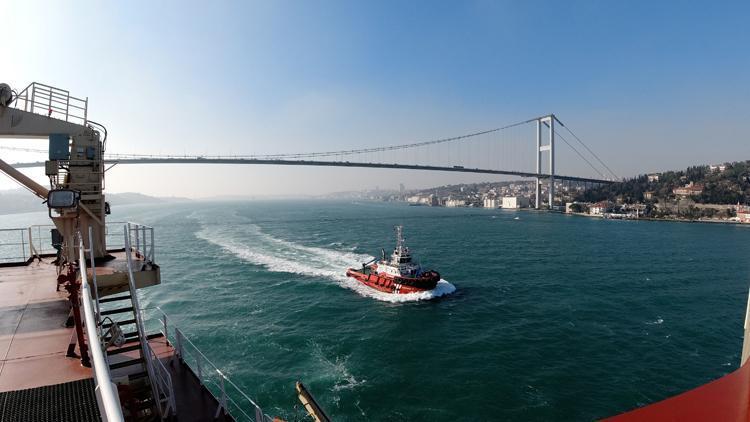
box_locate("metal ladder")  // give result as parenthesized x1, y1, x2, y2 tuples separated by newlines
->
(92, 225, 174, 421)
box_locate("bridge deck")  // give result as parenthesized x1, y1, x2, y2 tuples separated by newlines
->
(11, 158, 615, 184)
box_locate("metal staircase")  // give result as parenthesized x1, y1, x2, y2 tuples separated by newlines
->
(83, 225, 175, 421)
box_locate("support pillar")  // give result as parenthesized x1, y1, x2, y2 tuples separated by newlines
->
(535, 120, 542, 209)
(535, 115, 555, 210)
(548, 115, 555, 209)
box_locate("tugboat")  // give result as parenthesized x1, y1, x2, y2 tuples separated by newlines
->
(346, 226, 440, 294)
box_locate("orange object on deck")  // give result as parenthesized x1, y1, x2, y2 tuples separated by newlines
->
(605, 361, 750, 421)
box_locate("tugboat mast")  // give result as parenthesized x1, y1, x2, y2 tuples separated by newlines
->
(395, 225, 405, 255)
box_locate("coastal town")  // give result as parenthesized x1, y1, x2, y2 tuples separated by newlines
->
(365, 160, 750, 224)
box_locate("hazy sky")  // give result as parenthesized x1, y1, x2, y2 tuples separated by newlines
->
(2, 0, 748, 197)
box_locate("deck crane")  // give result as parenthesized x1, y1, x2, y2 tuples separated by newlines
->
(1, 83, 163, 415)
(0, 82, 108, 262)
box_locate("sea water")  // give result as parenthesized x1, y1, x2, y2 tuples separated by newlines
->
(4, 200, 749, 421)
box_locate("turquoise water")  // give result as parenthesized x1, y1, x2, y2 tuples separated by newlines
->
(8, 201, 750, 420)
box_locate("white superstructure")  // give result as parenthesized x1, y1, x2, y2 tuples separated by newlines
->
(377, 226, 422, 277)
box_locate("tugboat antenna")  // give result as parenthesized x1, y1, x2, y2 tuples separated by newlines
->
(395, 225, 405, 252)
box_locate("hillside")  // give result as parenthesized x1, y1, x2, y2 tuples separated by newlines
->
(0, 189, 188, 215)
(576, 161, 750, 205)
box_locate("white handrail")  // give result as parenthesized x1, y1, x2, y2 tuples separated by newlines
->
(0, 228, 31, 264)
(124, 225, 175, 419)
(11, 82, 88, 125)
(87, 226, 101, 327)
(78, 234, 124, 422)
(153, 307, 273, 422)
(146, 339, 177, 416)
(123, 225, 160, 415)
(126, 222, 155, 263)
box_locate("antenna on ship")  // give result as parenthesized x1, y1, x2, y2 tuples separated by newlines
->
(395, 225, 405, 252)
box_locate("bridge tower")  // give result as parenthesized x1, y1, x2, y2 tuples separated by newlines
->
(535, 114, 555, 209)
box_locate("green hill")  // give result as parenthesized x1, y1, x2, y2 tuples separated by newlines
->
(577, 160, 750, 205)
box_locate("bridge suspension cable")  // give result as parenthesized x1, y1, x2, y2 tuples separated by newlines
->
(553, 129, 607, 180)
(1, 114, 617, 183)
(70, 117, 539, 161)
(554, 118, 619, 180)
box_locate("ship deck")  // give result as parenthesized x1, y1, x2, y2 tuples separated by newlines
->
(0, 256, 230, 420)
(0, 259, 89, 392)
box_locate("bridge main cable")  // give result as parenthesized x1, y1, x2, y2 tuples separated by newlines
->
(101, 117, 541, 161)
(1, 114, 616, 183)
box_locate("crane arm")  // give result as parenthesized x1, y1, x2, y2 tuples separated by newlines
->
(0, 157, 48, 199)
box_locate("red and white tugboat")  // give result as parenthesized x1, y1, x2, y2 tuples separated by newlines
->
(346, 226, 440, 294)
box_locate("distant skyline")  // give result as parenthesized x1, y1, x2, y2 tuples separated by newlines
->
(2, 0, 749, 198)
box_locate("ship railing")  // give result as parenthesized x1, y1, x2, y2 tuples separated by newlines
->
(103, 221, 129, 251)
(148, 307, 276, 422)
(103, 221, 156, 263)
(124, 225, 176, 419)
(28, 224, 60, 259)
(0, 222, 154, 266)
(144, 335, 177, 418)
(0, 227, 35, 265)
(11, 82, 88, 126)
(128, 222, 155, 263)
(77, 232, 125, 422)
(0, 225, 60, 265)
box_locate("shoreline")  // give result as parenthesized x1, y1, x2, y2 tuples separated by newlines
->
(566, 211, 744, 226)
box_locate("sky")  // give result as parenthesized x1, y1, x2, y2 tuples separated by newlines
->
(2, 0, 749, 198)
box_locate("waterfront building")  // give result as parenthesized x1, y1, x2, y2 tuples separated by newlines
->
(445, 199, 467, 207)
(502, 196, 529, 209)
(407, 195, 423, 204)
(484, 198, 500, 208)
(590, 201, 613, 216)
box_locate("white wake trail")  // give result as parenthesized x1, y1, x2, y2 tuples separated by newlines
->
(194, 219, 455, 302)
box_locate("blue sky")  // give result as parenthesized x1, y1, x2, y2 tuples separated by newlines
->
(3, 1, 749, 197)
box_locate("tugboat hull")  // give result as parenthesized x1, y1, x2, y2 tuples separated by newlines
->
(346, 267, 440, 294)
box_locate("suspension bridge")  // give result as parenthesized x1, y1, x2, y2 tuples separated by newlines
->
(5, 108, 618, 209)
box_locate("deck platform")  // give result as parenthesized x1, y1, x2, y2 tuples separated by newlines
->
(0, 259, 90, 392)
(0, 257, 230, 421)
(88, 250, 161, 297)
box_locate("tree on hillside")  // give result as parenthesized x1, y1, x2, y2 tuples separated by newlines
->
(574, 160, 750, 206)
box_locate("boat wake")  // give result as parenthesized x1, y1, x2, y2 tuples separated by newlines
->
(193, 217, 455, 303)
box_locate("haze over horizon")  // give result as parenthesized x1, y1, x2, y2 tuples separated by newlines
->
(3, 1, 748, 198)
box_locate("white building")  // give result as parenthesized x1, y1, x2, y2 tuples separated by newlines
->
(483, 198, 500, 208)
(590, 201, 612, 216)
(445, 199, 467, 207)
(502, 196, 529, 209)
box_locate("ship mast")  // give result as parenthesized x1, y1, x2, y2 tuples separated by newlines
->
(395, 225, 405, 254)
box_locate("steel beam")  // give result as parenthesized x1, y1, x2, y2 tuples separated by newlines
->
(10, 158, 615, 184)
